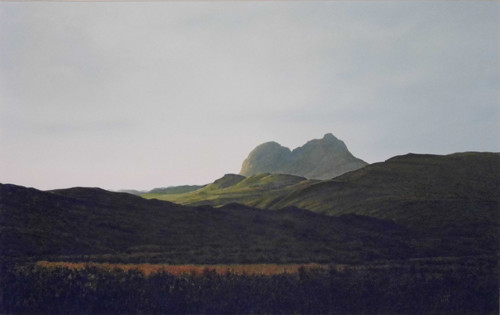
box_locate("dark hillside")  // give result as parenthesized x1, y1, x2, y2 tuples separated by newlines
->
(272, 152, 500, 255)
(146, 152, 499, 234)
(2, 153, 497, 264)
(139, 152, 499, 257)
(1, 183, 422, 264)
(273, 152, 500, 224)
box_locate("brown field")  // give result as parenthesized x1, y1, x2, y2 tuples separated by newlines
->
(36, 261, 336, 276)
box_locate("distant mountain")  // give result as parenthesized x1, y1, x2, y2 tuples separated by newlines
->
(118, 189, 145, 195)
(120, 186, 206, 196)
(240, 133, 368, 180)
(148, 185, 206, 195)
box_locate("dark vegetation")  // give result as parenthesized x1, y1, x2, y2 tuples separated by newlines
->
(1, 257, 497, 314)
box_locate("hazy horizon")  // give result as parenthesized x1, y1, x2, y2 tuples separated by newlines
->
(1, 1, 499, 191)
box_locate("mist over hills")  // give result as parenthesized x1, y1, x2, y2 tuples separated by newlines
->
(240, 133, 368, 180)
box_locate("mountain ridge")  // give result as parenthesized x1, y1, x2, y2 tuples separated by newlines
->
(240, 133, 368, 180)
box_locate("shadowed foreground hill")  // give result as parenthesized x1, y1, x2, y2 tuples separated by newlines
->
(1, 183, 425, 264)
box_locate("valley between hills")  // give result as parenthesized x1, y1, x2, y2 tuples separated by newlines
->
(1, 134, 499, 313)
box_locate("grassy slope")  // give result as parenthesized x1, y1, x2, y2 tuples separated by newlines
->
(273, 153, 499, 225)
(143, 173, 319, 209)
(139, 152, 500, 256)
(1, 183, 428, 264)
(146, 153, 499, 230)
(148, 185, 206, 195)
(271, 152, 500, 256)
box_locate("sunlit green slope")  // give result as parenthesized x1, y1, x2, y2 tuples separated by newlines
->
(142, 173, 319, 208)
(143, 152, 499, 244)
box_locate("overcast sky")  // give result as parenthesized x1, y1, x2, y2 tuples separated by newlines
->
(1, 1, 499, 191)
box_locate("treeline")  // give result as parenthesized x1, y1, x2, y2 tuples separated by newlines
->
(1, 261, 498, 314)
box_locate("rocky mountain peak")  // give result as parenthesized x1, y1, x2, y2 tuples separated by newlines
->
(323, 133, 337, 141)
(240, 134, 367, 180)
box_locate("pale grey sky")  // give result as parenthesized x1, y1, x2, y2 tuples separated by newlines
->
(1, 1, 499, 191)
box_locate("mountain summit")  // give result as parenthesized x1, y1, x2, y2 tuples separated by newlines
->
(240, 133, 368, 180)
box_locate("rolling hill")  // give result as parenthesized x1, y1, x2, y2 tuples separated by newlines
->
(142, 173, 318, 208)
(144, 152, 500, 256)
(1, 152, 498, 266)
(271, 152, 500, 226)
(1, 183, 426, 264)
